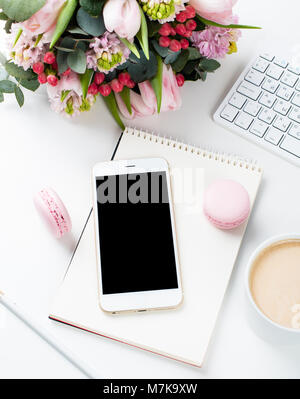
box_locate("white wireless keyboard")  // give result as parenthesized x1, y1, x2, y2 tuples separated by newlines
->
(214, 52, 300, 167)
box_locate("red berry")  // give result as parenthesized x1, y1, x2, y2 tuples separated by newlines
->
(32, 62, 44, 75)
(176, 74, 185, 87)
(158, 23, 171, 36)
(180, 38, 189, 49)
(38, 72, 47, 84)
(175, 23, 186, 36)
(185, 19, 197, 31)
(110, 79, 123, 93)
(126, 79, 135, 89)
(176, 11, 187, 23)
(43, 51, 56, 64)
(52, 60, 58, 71)
(170, 27, 176, 36)
(185, 5, 196, 19)
(169, 39, 181, 52)
(62, 67, 71, 76)
(47, 74, 58, 87)
(118, 72, 131, 85)
(94, 72, 105, 85)
(88, 82, 98, 95)
(98, 84, 111, 96)
(183, 30, 192, 38)
(159, 36, 171, 48)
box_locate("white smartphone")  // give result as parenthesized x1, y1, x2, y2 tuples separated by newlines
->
(92, 157, 183, 314)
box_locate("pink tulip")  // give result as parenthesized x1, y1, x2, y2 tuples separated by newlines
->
(116, 65, 182, 119)
(22, 0, 66, 35)
(103, 0, 141, 40)
(188, 0, 238, 25)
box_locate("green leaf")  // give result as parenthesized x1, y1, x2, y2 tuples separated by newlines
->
(0, 51, 6, 66)
(76, 7, 105, 36)
(102, 92, 125, 130)
(151, 40, 169, 58)
(67, 26, 89, 35)
(67, 48, 86, 74)
(5, 62, 36, 80)
(57, 50, 69, 73)
(188, 47, 201, 61)
(79, 68, 93, 98)
(119, 37, 140, 59)
(50, 0, 79, 49)
(126, 50, 157, 83)
(147, 20, 161, 37)
(136, 5, 149, 60)
(0, 0, 46, 22)
(0, 91, 4, 102)
(196, 15, 261, 29)
(120, 86, 132, 115)
(171, 49, 189, 73)
(0, 11, 8, 20)
(14, 85, 24, 107)
(4, 19, 13, 33)
(16, 78, 39, 91)
(13, 28, 23, 47)
(150, 55, 163, 113)
(199, 58, 221, 72)
(79, 0, 104, 17)
(0, 79, 16, 93)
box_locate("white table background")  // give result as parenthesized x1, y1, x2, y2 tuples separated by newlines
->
(1, 0, 300, 379)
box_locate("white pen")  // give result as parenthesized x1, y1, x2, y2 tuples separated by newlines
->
(0, 290, 100, 379)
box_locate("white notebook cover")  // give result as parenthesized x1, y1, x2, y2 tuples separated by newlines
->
(50, 127, 263, 367)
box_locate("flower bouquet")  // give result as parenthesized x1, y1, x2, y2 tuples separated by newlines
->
(0, 0, 258, 128)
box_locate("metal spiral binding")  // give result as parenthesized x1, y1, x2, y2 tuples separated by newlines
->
(124, 126, 263, 173)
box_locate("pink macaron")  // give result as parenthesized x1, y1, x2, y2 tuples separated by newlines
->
(203, 179, 250, 230)
(34, 187, 72, 238)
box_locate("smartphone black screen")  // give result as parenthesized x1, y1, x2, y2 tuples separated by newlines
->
(96, 172, 179, 295)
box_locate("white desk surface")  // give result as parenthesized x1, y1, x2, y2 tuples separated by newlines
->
(1, 0, 300, 379)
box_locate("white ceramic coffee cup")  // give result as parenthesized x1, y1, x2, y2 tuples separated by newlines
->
(245, 233, 300, 345)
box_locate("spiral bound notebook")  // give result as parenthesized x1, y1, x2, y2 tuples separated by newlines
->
(49, 127, 263, 367)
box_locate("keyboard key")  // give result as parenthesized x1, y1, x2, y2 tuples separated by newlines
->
(260, 53, 274, 62)
(229, 92, 247, 109)
(295, 80, 300, 91)
(289, 106, 300, 122)
(220, 104, 239, 122)
(250, 120, 268, 137)
(266, 64, 284, 80)
(288, 64, 300, 75)
(280, 135, 300, 157)
(274, 57, 288, 68)
(245, 69, 264, 86)
(262, 78, 279, 93)
(244, 100, 261, 116)
(237, 81, 261, 100)
(288, 123, 300, 139)
(291, 92, 300, 107)
(234, 112, 253, 130)
(273, 99, 291, 115)
(264, 127, 283, 145)
(253, 57, 269, 73)
(273, 115, 290, 132)
(258, 108, 276, 124)
(281, 71, 298, 87)
(276, 85, 294, 101)
(259, 92, 276, 108)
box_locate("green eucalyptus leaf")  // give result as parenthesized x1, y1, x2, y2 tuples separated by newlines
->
(67, 48, 86, 74)
(16, 78, 39, 91)
(5, 61, 36, 80)
(0, 91, 4, 102)
(171, 49, 189, 73)
(150, 55, 163, 113)
(188, 47, 201, 61)
(79, 68, 93, 98)
(164, 51, 180, 65)
(0, 79, 16, 93)
(76, 7, 105, 36)
(0, 11, 8, 20)
(14, 85, 24, 107)
(4, 19, 13, 33)
(57, 50, 69, 73)
(151, 40, 169, 58)
(120, 86, 132, 115)
(79, 0, 104, 16)
(196, 15, 261, 29)
(0, 0, 46, 22)
(136, 5, 149, 60)
(102, 92, 125, 130)
(0, 51, 6, 66)
(126, 50, 157, 83)
(199, 58, 221, 72)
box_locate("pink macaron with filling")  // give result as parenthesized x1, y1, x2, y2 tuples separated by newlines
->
(34, 187, 72, 238)
(203, 179, 250, 230)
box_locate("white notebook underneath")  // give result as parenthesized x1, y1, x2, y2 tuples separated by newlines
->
(50, 127, 263, 367)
